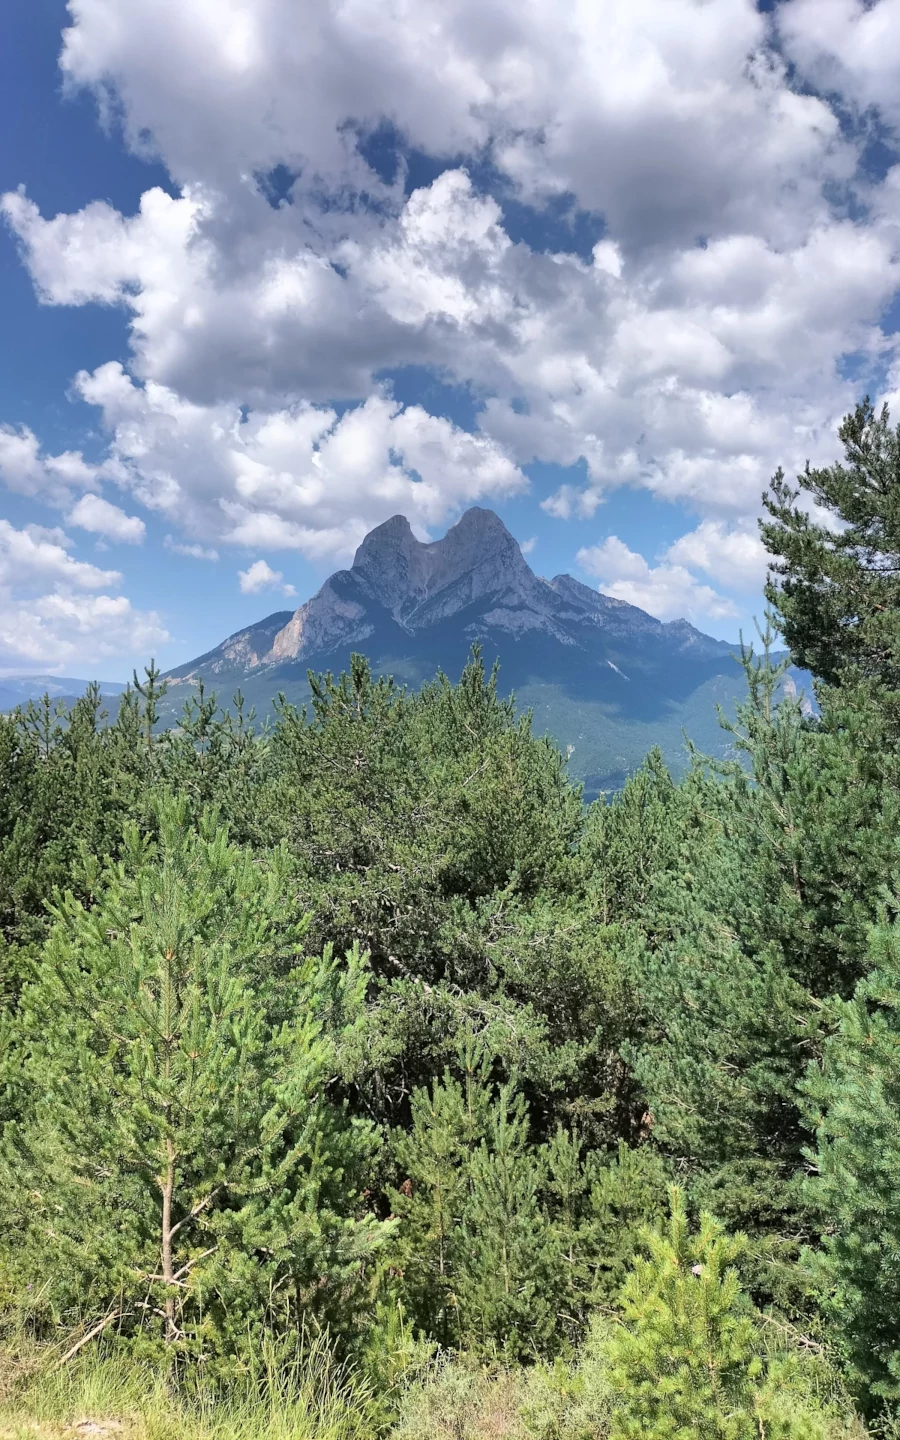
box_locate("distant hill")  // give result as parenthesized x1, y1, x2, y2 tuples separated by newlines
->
(0, 675, 127, 714)
(162, 508, 810, 798)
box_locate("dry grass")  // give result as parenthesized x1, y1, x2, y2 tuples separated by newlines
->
(0, 1339, 376, 1440)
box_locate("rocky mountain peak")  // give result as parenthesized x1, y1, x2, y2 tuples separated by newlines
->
(352, 513, 417, 571)
(159, 505, 778, 797)
(350, 506, 533, 625)
(352, 513, 428, 617)
(444, 505, 521, 547)
(165, 505, 735, 686)
(432, 506, 526, 578)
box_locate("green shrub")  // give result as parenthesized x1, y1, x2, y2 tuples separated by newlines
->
(605, 1189, 851, 1440)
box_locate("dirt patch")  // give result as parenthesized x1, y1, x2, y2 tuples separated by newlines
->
(0, 1418, 130, 1440)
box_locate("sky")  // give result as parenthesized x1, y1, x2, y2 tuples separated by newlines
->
(2, 0, 900, 680)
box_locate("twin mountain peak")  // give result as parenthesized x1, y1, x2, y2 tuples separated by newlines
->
(166, 507, 753, 793)
(168, 506, 730, 685)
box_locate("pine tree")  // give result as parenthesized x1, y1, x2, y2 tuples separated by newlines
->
(584, 1141, 670, 1308)
(607, 1189, 763, 1439)
(804, 903, 900, 1411)
(456, 1083, 564, 1357)
(132, 659, 168, 756)
(761, 398, 900, 697)
(389, 1065, 486, 1344)
(0, 798, 388, 1366)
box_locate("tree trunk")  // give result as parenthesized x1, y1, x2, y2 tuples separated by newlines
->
(161, 1138, 177, 1342)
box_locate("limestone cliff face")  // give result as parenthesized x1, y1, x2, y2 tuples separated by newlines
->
(349, 514, 433, 619)
(269, 580, 371, 663)
(265, 507, 577, 663)
(165, 608, 294, 684)
(165, 505, 735, 684)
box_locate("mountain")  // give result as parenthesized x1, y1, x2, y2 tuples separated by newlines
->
(0, 675, 127, 714)
(164, 507, 800, 797)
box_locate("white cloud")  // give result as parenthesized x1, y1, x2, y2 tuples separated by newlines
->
(0, 519, 121, 591)
(238, 559, 296, 596)
(541, 483, 606, 521)
(1, 184, 410, 406)
(65, 365, 526, 558)
(577, 535, 738, 624)
(1, 187, 182, 306)
(164, 536, 219, 560)
(778, 0, 900, 135)
(519, 535, 537, 555)
(0, 423, 101, 504)
(0, 425, 46, 492)
(0, 593, 169, 669)
(0, 520, 166, 669)
(69, 493, 146, 543)
(58, 0, 852, 249)
(6, 164, 897, 536)
(666, 519, 769, 591)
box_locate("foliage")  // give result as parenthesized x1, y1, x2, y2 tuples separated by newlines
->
(607, 1190, 831, 1440)
(6, 394, 900, 1432)
(762, 398, 900, 697)
(805, 904, 900, 1413)
(0, 798, 387, 1367)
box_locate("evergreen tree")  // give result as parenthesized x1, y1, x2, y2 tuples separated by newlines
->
(804, 903, 900, 1411)
(583, 1141, 670, 1308)
(0, 798, 387, 1365)
(607, 1190, 767, 1439)
(761, 398, 900, 697)
(456, 1083, 564, 1357)
(0, 685, 148, 958)
(389, 1056, 490, 1345)
(593, 738, 811, 1279)
(132, 659, 168, 756)
(604, 630, 900, 1311)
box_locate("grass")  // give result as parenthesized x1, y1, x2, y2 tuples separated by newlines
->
(0, 1318, 871, 1440)
(0, 1340, 376, 1440)
(0, 1350, 612, 1440)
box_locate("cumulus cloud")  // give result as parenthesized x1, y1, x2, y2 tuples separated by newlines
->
(0, 423, 101, 504)
(65, 364, 526, 558)
(238, 559, 296, 596)
(164, 536, 219, 561)
(6, 166, 896, 533)
(577, 536, 738, 624)
(666, 519, 770, 591)
(778, 0, 900, 135)
(3, 0, 900, 663)
(1, 184, 415, 405)
(58, 0, 853, 249)
(0, 519, 121, 591)
(0, 520, 167, 669)
(541, 483, 606, 521)
(68, 493, 146, 543)
(0, 593, 168, 669)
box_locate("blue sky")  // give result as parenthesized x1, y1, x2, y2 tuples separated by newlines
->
(1, 0, 899, 680)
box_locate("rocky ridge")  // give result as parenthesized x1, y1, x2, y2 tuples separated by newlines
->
(167, 507, 730, 685)
(162, 507, 761, 797)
